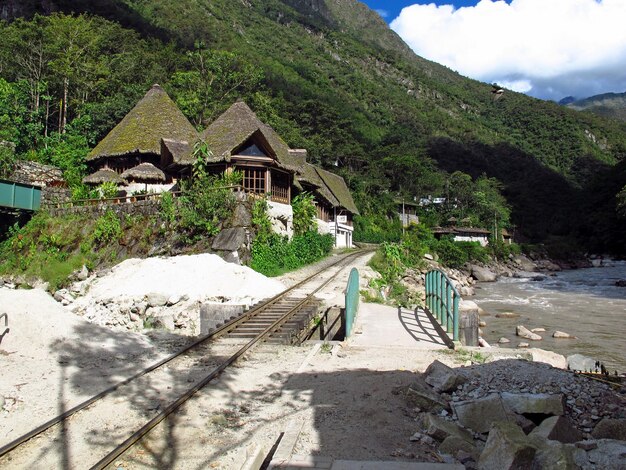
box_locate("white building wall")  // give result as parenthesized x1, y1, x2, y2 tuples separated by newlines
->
(454, 235, 489, 247)
(329, 222, 354, 248)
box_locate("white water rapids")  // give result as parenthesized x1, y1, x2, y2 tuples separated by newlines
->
(473, 261, 626, 373)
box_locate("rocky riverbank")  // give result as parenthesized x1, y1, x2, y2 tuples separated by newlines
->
(402, 358, 626, 469)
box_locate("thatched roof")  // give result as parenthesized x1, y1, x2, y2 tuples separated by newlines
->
(315, 168, 359, 215)
(82, 169, 126, 185)
(161, 138, 192, 168)
(121, 163, 166, 182)
(198, 101, 299, 172)
(88, 84, 198, 162)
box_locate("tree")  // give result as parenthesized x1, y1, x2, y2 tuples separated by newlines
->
(292, 192, 317, 235)
(170, 44, 263, 128)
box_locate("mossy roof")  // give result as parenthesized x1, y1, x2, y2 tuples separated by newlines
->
(82, 168, 126, 185)
(198, 101, 299, 172)
(87, 84, 198, 162)
(315, 167, 359, 215)
(121, 162, 166, 182)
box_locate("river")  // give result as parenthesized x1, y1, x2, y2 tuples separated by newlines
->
(472, 261, 626, 373)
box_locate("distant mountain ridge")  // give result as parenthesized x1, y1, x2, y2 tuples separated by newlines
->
(563, 92, 626, 122)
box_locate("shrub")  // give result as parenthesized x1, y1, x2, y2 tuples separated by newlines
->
(292, 192, 317, 235)
(92, 210, 122, 245)
(251, 231, 334, 276)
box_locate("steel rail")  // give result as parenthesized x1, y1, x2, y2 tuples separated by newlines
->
(90, 250, 364, 469)
(0, 249, 368, 460)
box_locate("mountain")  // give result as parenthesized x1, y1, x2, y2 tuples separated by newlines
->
(1, 0, 626, 253)
(564, 92, 626, 122)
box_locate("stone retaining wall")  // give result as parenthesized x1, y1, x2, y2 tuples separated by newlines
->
(46, 199, 162, 218)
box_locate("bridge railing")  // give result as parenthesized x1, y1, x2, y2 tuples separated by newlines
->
(344, 268, 359, 337)
(0, 179, 41, 211)
(425, 269, 460, 342)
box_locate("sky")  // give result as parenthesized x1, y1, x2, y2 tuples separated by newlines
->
(362, 0, 626, 101)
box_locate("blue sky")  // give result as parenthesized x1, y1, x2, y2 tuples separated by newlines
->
(361, 0, 626, 101)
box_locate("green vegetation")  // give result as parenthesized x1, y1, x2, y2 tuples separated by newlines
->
(250, 198, 333, 276)
(0, 3, 625, 254)
(291, 192, 317, 236)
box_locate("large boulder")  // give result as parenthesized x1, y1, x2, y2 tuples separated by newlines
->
(501, 392, 565, 416)
(567, 354, 596, 372)
(212, 227, 247, 252)
(424, 360, 467, 393)
(478, 421, 536, 470)
(527, 435, 579, 470)
(452, 394, 510, 434)
(470, 265, 497, 282)
(403, 382, 449, 413)
(529, 416, 583, 443)
(586, 439, 626, 469)
(146, 292, 168, 308)
(512, 255, 537, 272)
(529, 348, 567, 369)
(439, 435, 480, 462)
(516, 325, 542, 341)
(422, 413, 473, 443)
(591, 418, 626, 440)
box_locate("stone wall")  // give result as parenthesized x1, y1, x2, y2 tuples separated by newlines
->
(46, 199, 163, 218)
(41, 187, 72, 207)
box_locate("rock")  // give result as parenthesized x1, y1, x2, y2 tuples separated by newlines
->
(615, 279, 626, 287)
(424, 360, 467, 393)
(146, 292, 168, 308)
(495, 312, 520, 319)
(424, 253, 434, 260)
(591, 418, 626, 440)
(528, 348, 567, 369)
(478, 421, 536, 470)
(527, 435, 579, 470)
(586, 439, 626, 469)
(404, 383, 449, 413)
(439, 435, 479, 461)
(452, 394, 510, 434)
(76, 265, 89, 281)
(529, 416, 583, 443)
(53, 289, 74, 304)
(498, 337, 510, 344)
(152, 312, 175, 330)
(531, 328, 546, 333)
(459, 286, 475, 297)
(422, 413, 473, 443)
(575, 441, 598, 451)
(470, 265, 497, 282)
(167, 294, 182, 306)
(567, 354, 596, 372)
(516, 325, 542, 341)
(501, 392, 565, 416)
(212, 227, 247, 252)
(409, 432, 422, 442)
(552, 330, 576, 339)
(518, 342, 529, 348)
(513, 413, 536, 434)
(478, 320, 487, 327)
(512, 255, 537, 272)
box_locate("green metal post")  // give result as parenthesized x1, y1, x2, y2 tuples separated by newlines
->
(453, 294, 459, 341)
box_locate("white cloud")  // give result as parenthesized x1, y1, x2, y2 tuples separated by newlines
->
(390, 0, 626, 100)
(375, 9, 389, 18)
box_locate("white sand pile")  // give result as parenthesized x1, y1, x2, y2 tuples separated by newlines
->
(66, 254, 286, 333)
(79, 254, 284, 304)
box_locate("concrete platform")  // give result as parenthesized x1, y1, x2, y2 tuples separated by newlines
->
(349, 303, 449, 349)
(270, 454, 463, 469)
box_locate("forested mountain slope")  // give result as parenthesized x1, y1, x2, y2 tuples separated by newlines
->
(565, 92, 626, 123)
(1, 0, 625, 253)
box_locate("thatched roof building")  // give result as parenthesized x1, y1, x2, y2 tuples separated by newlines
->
(196, 101, 299, 172)
(82, 169, 126, 185)
(315, 168, 359, 215)
(121, 163, 166, 183)
(87, 84, 198, 164)
(11, 161, 65, 187)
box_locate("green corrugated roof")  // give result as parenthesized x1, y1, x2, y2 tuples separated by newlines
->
(88, 84, 198, 162)
(198, 101, 299, 172)
(315, 167, 359, 215)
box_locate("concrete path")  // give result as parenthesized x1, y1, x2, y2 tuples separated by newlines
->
(350, 303, 448, 349)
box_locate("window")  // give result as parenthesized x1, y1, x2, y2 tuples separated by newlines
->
(240, 167, 266, 194)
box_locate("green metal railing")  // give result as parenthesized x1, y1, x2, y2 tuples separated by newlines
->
(345, 268, 359, 337)
(425, 270, 460, 342)
(0, 179, 41, 211)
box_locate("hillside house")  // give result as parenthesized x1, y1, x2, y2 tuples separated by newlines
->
(86, 84, 198, 194)
(433, 226, 492, 246)
(86, 85, 359, 247)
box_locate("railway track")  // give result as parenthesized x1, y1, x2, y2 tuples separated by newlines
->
(0, 249, 369, 469)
